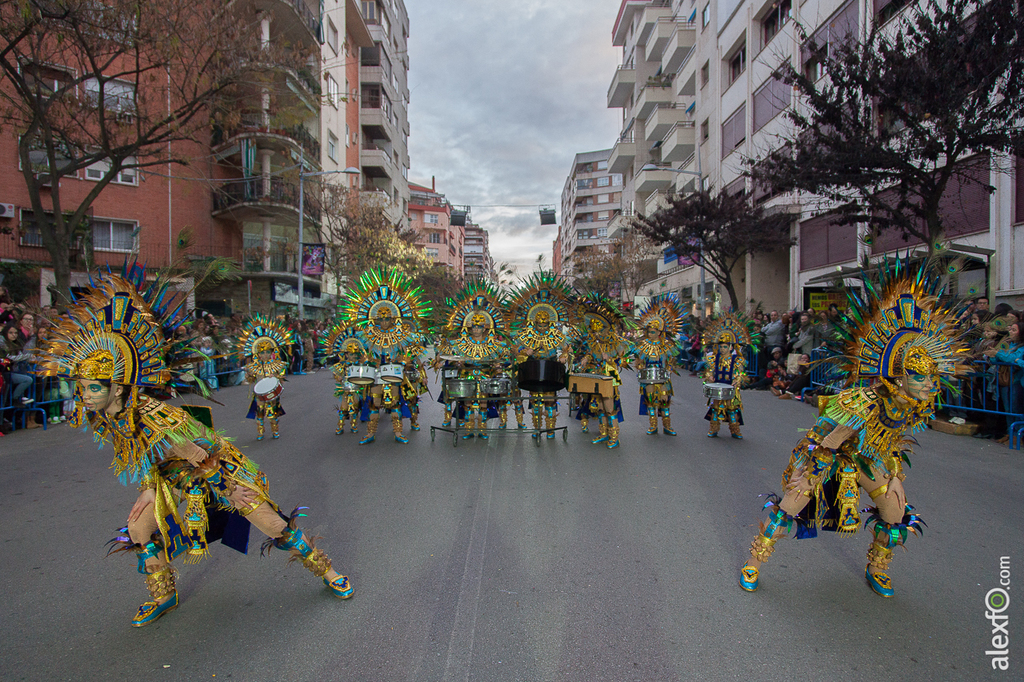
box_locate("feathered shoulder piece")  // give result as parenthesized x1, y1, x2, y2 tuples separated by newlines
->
(637, 293, 688, 338)
(338, 269, 431, 353)
(443, 281, 509, 336)
(822, 255, 971, 389)
(506, 273, 579, 335)
(236, 313, 295, 359)
(703, 311, 757, 349)
(34, 261, 192, 389)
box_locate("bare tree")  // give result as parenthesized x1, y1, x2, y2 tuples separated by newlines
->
(0, 0, 309, 301)
(572, 228, 658, 302)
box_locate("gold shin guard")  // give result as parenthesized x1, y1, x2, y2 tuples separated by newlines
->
(581, 416, 589, 432)
(867, 540, 894, 571)
(257, 418, 265, 437)
(366, 413, 379, 436)
(708, 419, 721, 436)
(729, 421, 742, 437)
(607, 423, 620, 447)
(270, 418, 279, 437)
(392, 414, 403, 436)
(145, 566, 176, 600)
(515, 403, 525, 428)
(662, 412, 676, 435)
(300, 547, 333, 578)
(749, 534, 778, 563)
(648, 413, 658, 434)
(592, 415, 608, 444)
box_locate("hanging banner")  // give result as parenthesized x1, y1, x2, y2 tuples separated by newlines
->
(301, 243, 326, 276)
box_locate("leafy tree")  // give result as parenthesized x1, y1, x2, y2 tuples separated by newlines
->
(0, 0, 309, 302)
(632, 190, 794, 310)
(748, 0, 1024, 254)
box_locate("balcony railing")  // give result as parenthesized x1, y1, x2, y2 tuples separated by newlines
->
(287, 0, 323, 43)
(213, 177, 320, 222)
(213, 114, 321, 161)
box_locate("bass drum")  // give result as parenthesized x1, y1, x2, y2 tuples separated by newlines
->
(517, 359, 566, 393)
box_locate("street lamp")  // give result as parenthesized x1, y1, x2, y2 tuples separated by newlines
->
(297, 166, 361, 319)
(639, 162, 708, 318)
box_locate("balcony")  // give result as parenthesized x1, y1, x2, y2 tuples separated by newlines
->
(638, 4, 673, 46)
(661, 122, 697, 162)
(360, 143, 391, 170)
(212, 177, 319, 225)
(645, 190, 670, 216)
(635, 83, 673, 119)
(259, 0, 323, 47)
(608, 133, 636, 174)
(645, 103, 691, 141)
(635, 164, 676, 194)
(661, 21, 697, 73)
(646, 17, 690, 63)
(212, 113, 321, 163)
(359, 64, 397, 101)
(607, 66, 636, 108)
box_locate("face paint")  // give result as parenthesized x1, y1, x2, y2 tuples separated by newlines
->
(902, 373, 937, 402)
(77, 380, 117, 413)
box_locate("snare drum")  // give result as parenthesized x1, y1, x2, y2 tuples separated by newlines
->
(445, 378, 477, 400)
(568, 373, 614, 398)
(703, 382, 735, 401)
(253, 377, 283, 402)
(638, 367, 668, 385)
(346, 365, 377, 386)
(480, 375, 512, 397)
(378, 363, 404, 384)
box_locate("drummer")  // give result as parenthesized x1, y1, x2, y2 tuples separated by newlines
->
(507, 274, 578, 440)
(401, 342, 429, 432)
(574, 293, 633, 449)
(320, 322, 371, 435)
(702, 312, 758, 439)
(438, 282, 511, 440)
(633, 295, 688, 436)
(237, 314, 294, 441)
(337, 269, 432, 445)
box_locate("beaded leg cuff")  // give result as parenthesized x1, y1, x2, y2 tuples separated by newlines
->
(301, 547, 333, 578)
(749, 535, 778, 563)
(145, 567, 177, 600)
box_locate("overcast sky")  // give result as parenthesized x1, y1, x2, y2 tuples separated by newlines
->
(406, 0, 624, 275)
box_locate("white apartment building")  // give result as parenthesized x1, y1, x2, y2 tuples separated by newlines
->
(608, 0, 1023, 312)
(558, 149, 624, 282)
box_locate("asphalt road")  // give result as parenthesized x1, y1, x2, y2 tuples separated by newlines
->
(1, 368, 1020, 681)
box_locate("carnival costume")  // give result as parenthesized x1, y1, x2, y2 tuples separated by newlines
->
(321, 322, 371, 435)
(338, 269, 431, 445)
(437, 281, 511, 439)
(573, 293, 634, 449)
(34, 266, 352, 628)
(702, 313, 756, 439)
(237, 314, 293, 441)
(507, 274, 579, 440)
(739, 259, 969, 597)
(633, 295, 687, 436)
(402, 340, 430, 432)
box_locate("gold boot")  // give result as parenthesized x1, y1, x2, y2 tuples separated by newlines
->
(662, 409, 676, 436)
(545, 411, 556, 440)
(349, 414, 359, 434)
(133, 566, 178, 627)
(580, 415, 589, 432)
(442, 405, 452, 427)
(606, 423, 620, 448)
(647, 412, 658, 435)
(270, 418, 280, 439)
(392, 414, 408, 443)
(592, 414, 608, 444)
(336, 413, 345, 435)
(410, 408, 420, 432)
(729, 420, 742, 440)
(499, 405, 508, 429)
(708, 419, 721, 438)
(257, 417, 265, 441)
(360, 411, 379, 444)
(514, 402, 525, 429)
(866, 540, 896, 597)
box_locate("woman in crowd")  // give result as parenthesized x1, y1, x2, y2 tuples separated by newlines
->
(987, 318, 1024, 444)
(1, 322, 34, 405)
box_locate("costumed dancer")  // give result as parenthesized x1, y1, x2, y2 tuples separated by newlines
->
(438, 282, 511, 439)
(702, 312, 757, 439)
(238, 314, 293, 441)
(575, 293, 634, 449)
(739, 259, 969, 597)
(402, 336, 430, 431)
(633, 294, 688, 436)
(321, 322, 371, 435)
(338, 269, 431, 445)
(33, 266, 352, 628)
(507, 274, 579, 440)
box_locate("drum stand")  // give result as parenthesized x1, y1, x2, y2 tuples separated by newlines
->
(430, 397, 568, 448)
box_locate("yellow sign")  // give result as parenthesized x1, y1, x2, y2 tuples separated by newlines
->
(808, 291, 846, 312)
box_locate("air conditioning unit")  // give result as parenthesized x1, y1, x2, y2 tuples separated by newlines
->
(0, 203, 14, 218)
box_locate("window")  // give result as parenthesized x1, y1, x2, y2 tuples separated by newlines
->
(18, 209, 49, 247)
(577, 178, 594, 190)
(611, 174, 623, 186)
(345, 124, 350, 147)
(753, 75, 790, 131)
(802, 0, 859, 80)
(721, 104, 747, 158)
(328, 19, 339, 53)
(326, 74, 340, 108)
(701, 119, 709, 141)
(597, 193, 611, 204)
(428, 232, 441, 243)
(700, 61, 710, 87)
(728, 46, 746, 84)
(425, 247, 439, 259)
(597, 211, 610, 220)
(597, 228, 608, 237)
(701, 3, 710, 27)
(361, 0, 378, 23)
(327, 132, 338, 161)
(877, 0, 909, 24)
(596, 160, 608, 170)
(425, 213, 439, 224)
(22, 62, 73, 99)
(85, 156, 138, 185)
(761, 0, 791, 46)
(92, 219, 136, 252)
(84, 77, 135, 114)
(597, 176, 611, 187)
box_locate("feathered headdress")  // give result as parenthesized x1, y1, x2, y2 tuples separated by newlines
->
(320, 321, 370, 359)
(443, 281, 509, 335)
(34, 262, 192, 389)
(506, 273, 580, 335)
(703, 312, 757, 348)
(338, 269, 431, 354)
(637, 293, 688, 337)
(236, 313, 295, 359)
(822, 255, 970, 389)
(575, 292, 634, 356)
